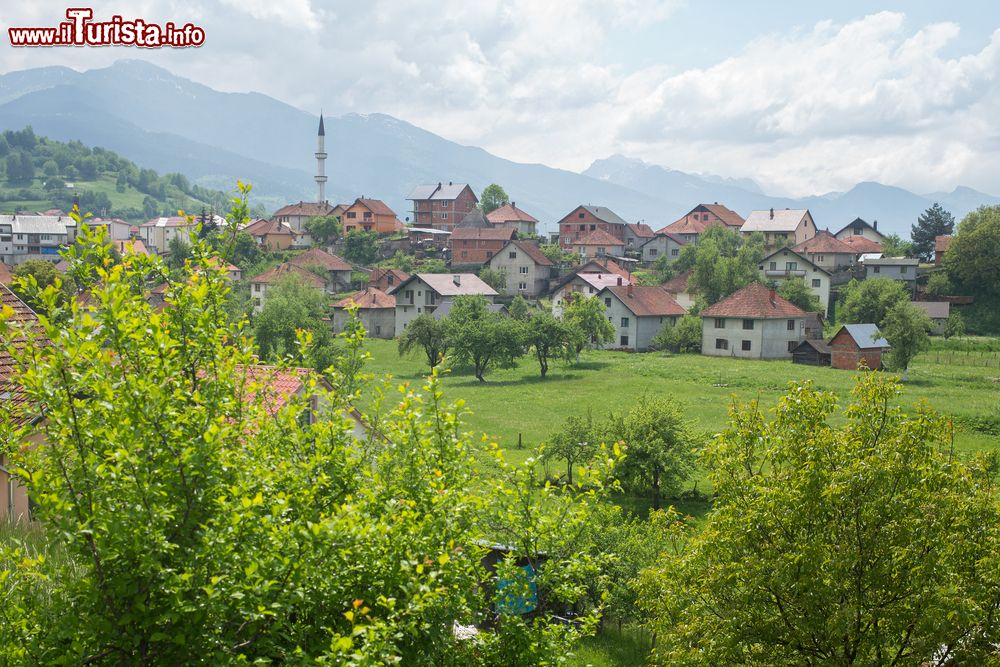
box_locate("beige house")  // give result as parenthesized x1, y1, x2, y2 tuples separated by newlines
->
(570, 229, 626, 259)
(740, 208, 816, 248)
(834, 217, 885, 245)
(598, 285, 686, 351)
(484, 240, 555, 297)
(758, 247, 831, 316)
(139, 216, 199, 255)
(333, 287, 396, 339)
(700, 282, 808, 359)
(486, 202, 539, 236)
(392, 273, 498, 336)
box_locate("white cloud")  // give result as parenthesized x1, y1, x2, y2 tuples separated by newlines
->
(1, 3, 998, 195)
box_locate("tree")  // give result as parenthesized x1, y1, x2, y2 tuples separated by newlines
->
(507, 295, 533, 321)
(5, 150, 34, 185)
(838, 277, 908, 326)
(12, 259, 72, 313)
(397, 313, 451, 370)
(41, 159, 59, 178)
(925, 271, 953, 297)
(478, 266, 507, 292)
(608, 396, 696, 510)
(523, 312, 578, 378)
(448, 295, 524, 381)
(912, 203, 955, 262)
(944, 311, 965, 340)
(775, 276, 823, 313)
(167, 234, 192, 269)
(880, 301, 932, 375)
(543, 411, 601, 485)
(0, 222, 615, 665)
(304, 214, 341, 246)
(651, 313, 702, 353)
(254, 273, 337, 370)
(539, 243, 573, 265)
(880, 232, 914, 258)
(478, 183, 509, 214)
(688, 226, 764, 304)
(342, 229, 379, 266)
(637, 374, 1000, 665)
(562, 293, 614, 354)
(379, 250, 415, 273)
(944, 205, 1000, 297)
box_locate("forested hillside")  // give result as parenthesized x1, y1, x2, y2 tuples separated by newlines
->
(0, 126, 233, 221)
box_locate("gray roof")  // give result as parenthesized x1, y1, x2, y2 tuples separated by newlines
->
(837, 324, 891, 350)
(400, 273, 498, 297)
(407, 182, 475, 201)
(863, 257, 919, 266)
(2, 215, 75, 236)
(582, 205, 627, 226)
(455, 208, 490, 229)
(911, 301, 950, 319)
(741, 208, 811, 232)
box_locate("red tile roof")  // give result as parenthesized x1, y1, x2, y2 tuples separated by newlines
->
(934, 235, 953, 253)
(1, 283, 44, 425)
(660, 269, 694, 294)
(486, 203, 538, 224)
(840, 236, 882, 254)
(334, 287, 395, 310)
(113, 238, 151, 256)
(0, 262, 13, 284)
(701, 282, 808, 319)
(627, 223, 655, 238)
(702, 203, 745, 227)
(450, 227, 517, 241)
(250, 263, 326, 288)
(578, 257, 630, 278)
(355, 198, 397, 217)
(603, 285, 686, 317)
(271, 201, 337, 218)
(237, 365, 331, 416)
(368, 268, 410, 288)
(289, 248, 353, 272)
(793, 230, 856, 255)
(244, 218, 296, 237)
(506, 240, 553, 266)
(572, 229, 624, 246)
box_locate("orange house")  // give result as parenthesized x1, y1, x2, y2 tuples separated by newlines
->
(341, 198, 405, 235)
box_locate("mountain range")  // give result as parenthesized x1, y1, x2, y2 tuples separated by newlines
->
(1, 59, 997, 238)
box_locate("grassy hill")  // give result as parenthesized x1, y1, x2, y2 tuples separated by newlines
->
(0, 126, 234, 221)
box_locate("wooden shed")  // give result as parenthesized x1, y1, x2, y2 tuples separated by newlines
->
(791, 338, 831, 366)
(829, 324, 891, 371)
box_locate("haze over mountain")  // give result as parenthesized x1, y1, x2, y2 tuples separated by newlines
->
(1, 60, 997, 237)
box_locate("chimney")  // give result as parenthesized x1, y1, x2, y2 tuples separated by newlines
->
(453, 274, 461, 286)
(769, 208, 774, 219)
(627, 283, 633, 297)
(449, 181, 453, 186)
(511, 201, 515, 208)
(769, 288, 776, 305)
(617, 276, 622, 286)
(873, 220, 878, 230)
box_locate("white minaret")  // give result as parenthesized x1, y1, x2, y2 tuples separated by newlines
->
(315, 112, 328, 203)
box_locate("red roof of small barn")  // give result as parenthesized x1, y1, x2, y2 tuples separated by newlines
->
(701, 282, 808, 319)
(604, 285, 686, 317)
(486, 203, 539, 224)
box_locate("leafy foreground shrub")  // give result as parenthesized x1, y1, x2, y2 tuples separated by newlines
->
(637, 374, 1000, 665)
(0, 221, 617, 666)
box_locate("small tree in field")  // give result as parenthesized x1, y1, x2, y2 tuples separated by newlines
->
(522, 311, 578, 378)
(397, 313, 450, 370)
(562, 293, 614, 355)
(880, 301, 932, 376)
(447, 295, 524, 381)
(651, 314, 702, 354)
(838, 277, 908, 326)
(943, 311, 965, 339)
(637, 375, 1000, 666)
(543, 411, 601, 486)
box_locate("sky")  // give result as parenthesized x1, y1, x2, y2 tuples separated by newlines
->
(1, 1, 999, 197)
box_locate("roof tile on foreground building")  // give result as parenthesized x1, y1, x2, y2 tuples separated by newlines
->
(1, 283, 44, 426)
(701, 282, 808, 319)
(573, 229, 624, 246)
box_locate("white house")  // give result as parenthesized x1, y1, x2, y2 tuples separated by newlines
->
(758, 247, 831, 315)
(484, 239, 555, 297)
(0, 214, 78, 265)
(639, 232, 686, 264)
(392, 273, 498, 336)
(740, 208, 817, 248)
(551, 271, 632, 316)
(700, 282, 809, 359)
(597, 285, 686, 351)
(834, 217, 885, 245)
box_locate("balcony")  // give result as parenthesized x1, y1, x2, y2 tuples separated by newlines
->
(764, 269, 806, 278)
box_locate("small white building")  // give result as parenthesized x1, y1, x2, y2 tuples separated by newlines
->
(0, 214, 78, 265)
(597, 285, 686, 351)
(700, 282, 809, 359)
(392, 273, 498, 336)
(758, 247, 831, 316)
(740, 208, 817, 248)
(864, 257, 918, 292)
(638, 232, 686, 264)
(484, 239, 555, 297)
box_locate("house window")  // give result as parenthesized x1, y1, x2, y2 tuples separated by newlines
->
(518, 282, 527, 290)
(597, 247, 606, 255)
(374, 326, 381, 335)
(578, 212, 585, 218)
(769, 261, 777, 270)
(519, 266, 528, 274)
(253, 298, 260, 306)
(439, 212, 448, 219)
(346, 212, 356, 219)
(817, 255, 824, 262)
(649, 248, 658, 257)
(873, 266, 880, 273)
(787, 341, 798, 352)
(787, 319, 795, 331)
(509, 251, 517, 259)
(254, 284, 261, 292)
(604, 297, 612, 307)
(702, 214, 709, 221)
(742, 319, 754, 330)
(741, 340, 751, 351)
(590, 224, 596, 231)
(363, 212, 372, 220)
(461, 251, 468, 258)
(441, 201, 450, 208)
(812, 279, 821, 288)
(387, 275, 395, 285)
(404, 290, 413, 303)
(671, 248, 679, 256)
(714, 318, 724, 328)
(715, 338, 728, 350)
(785, 261, 797, 271)
(579, 224, 586, 231)
(621, 317, 629, 327)
(901, 266, 909, 274)
(588, 286, 595, 293)
(620, 335, 629, 346)
(486, 251, 493, 258)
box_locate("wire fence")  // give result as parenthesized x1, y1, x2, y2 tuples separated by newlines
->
(928, 350, 1000, 367)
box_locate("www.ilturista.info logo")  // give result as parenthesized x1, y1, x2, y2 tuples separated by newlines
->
(8, 8, 205, 48)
